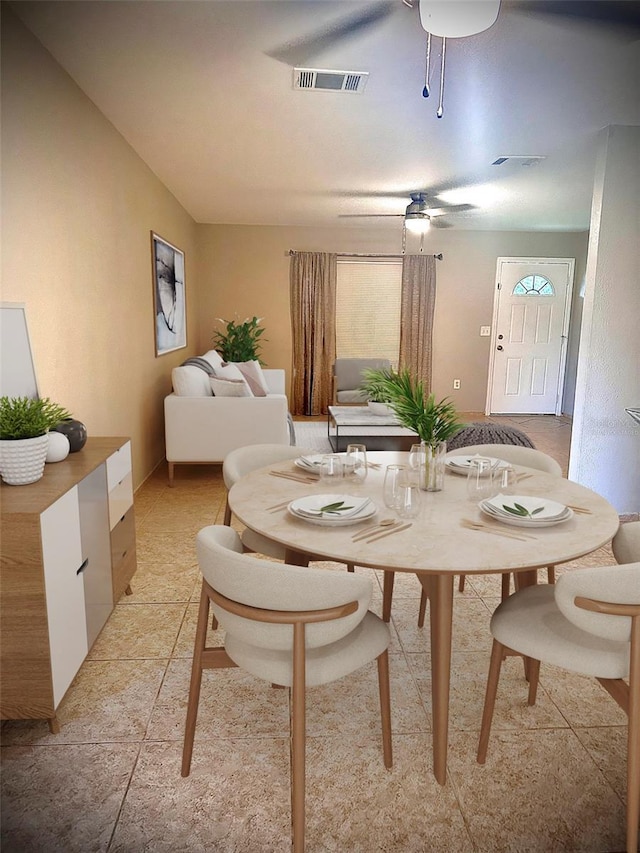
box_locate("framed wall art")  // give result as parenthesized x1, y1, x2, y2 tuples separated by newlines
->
(151, 232, 187, 356)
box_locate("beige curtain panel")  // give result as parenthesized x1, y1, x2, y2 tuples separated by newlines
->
(290, 252, 337, 416)
(399, 254, 436, 390)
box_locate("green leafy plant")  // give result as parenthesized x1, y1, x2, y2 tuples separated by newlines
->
(502, 502, 544, 518)
(361, 367, 463, 446)
(0, 396, 72, 440)
(360, 367, 400, 404)
(319, 500, 356, 514)
(212, 316, 266, 364)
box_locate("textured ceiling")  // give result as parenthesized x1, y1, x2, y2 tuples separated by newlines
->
(10, 0, 640, 231)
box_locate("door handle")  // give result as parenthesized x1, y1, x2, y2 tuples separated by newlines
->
(496, 345, 504, 351)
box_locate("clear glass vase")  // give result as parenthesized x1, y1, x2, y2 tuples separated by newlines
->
(418, 440, 447, 492)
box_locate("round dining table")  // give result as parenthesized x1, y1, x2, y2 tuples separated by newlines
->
(228, 450, 620, 784)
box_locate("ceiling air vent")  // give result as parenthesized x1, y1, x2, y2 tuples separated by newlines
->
(492, 155, 547, 167)
(293, 68, 369, 94)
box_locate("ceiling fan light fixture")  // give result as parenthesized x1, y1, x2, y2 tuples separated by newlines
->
(419, 0, 500, 38)
(405, 214, 431, 234)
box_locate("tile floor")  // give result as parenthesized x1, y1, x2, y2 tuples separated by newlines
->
(1, 416, 632, 852)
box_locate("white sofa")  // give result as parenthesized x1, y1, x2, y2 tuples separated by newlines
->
(164, 350, 292, 485)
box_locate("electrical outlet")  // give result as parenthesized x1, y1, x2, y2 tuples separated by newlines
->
(453, 379, 461, 390)
(480, 326, 491, 337)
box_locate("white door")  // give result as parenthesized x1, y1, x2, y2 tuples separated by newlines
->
(487, 258, 574, 415)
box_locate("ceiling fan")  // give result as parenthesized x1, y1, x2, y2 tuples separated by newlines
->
(339, 191, 474, 231)
(267, 0, 640, 67)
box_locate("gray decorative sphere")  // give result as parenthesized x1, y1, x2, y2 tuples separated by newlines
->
(53, 419, 87, 452)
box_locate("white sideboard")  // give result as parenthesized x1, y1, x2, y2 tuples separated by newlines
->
(0, 437, 137, 731)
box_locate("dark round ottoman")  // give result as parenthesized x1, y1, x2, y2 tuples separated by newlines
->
(448, 421, 535, 452)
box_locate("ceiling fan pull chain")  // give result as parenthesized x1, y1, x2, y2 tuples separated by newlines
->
(423, 32, 432, 98)
(402, 221, 407, 255)
(436, 36, 446, 118)
(420, 231, 425, 253)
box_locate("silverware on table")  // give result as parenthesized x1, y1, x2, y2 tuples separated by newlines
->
(460, 518, 535, 542)
(266, 499, 291, 512)
(351, 519, 398, 541)
(362, 522, 413, 543)
(269, 470, 317, 484)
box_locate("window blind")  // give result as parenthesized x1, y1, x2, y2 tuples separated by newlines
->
(336, 258, 402, 365)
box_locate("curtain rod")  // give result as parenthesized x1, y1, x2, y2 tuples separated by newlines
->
(288, 250, 443, 260)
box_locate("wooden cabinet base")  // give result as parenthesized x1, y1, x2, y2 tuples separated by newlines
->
(1, 437, 137, 726)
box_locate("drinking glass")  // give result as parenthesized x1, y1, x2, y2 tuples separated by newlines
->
(466, 457, 495, 502)
(345, 444, 368, 483)
(396, 470, 421, 519)
(408, 443, 425, 487)
(493, 463, 517, 495)
(383, 464, 407, 510)
(319, 454, 344, 485)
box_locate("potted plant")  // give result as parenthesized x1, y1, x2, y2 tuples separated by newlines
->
(0, 396, 71, 485)
(362, 368, 463, 490)
(212, 316, 266, 364)
(360, 367, 399, 416)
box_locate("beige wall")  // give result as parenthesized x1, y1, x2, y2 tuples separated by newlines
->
(1, 9, 199, 488)
(196, 225, 588, 412)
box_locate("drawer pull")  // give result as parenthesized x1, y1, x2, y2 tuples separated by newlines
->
(121, 550, 128, 559)
(120, 514, 126, 523)
(76, 558, 89, 576)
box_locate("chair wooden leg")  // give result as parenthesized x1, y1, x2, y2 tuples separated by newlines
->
(417, 589, 428, 628)
(458, 574, 466, 593)
(526, 658, 541, 705)
(477, 639, 505, 764)
(291, 622, 306, 853)
(377, 650, 393, 769)
(546, 565, 556, 584)
(223, 495, 232, 526)
(182, 582, 210, 777)
(501, 573, 511, 600)
(626, 616, 640, 853)
(347, 563, 355, 573)
(382, 571, 394, 622)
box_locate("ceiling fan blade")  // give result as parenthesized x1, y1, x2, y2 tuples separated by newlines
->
(430, 218, 454, 229)
(266, 2, 396, 66)
(508, 0, 640, 30)
(338, 214, 405, 219)
(425, 204, 474, 216)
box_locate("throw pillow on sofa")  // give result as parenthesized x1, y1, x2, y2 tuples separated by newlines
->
(228, 361, 269, 397)
(172, 365, 213, 397)
(210, 377, 253, 397)
(201, 350, 225, 371)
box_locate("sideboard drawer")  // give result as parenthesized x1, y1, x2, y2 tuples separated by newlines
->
(111, 506, 136, 601)
(106, 441, 132, 491)
(108, 472, 133, 530)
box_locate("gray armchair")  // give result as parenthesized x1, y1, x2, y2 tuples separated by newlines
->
(332, 358, 391, 404)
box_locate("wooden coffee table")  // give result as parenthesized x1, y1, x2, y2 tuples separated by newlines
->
(327, 405, 418, 452)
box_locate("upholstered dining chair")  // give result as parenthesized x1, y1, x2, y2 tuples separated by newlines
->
(222, 442, 355, 569)
(381, 444, 564, 627)
(450, 443, 562, 608)
(182, 525, 393, 853)
(476, 562, 640, 853)
(613, 521, 640, 565)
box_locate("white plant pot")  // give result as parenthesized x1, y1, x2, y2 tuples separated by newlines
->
(0, 434, 49, 485)
(46, 431, 70, 463)
(367, 401, 393, 416)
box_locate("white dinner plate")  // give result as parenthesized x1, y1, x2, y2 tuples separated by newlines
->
(479, 494, 573, 528)
(295, 454, 325, 472)
(288, 494, 376, 526)
(445, 455, 508, 475)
